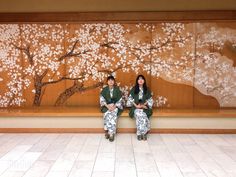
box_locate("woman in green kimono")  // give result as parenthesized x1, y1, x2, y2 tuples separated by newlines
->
(100, 76, 123, 142)
(127, 75, 153, 141)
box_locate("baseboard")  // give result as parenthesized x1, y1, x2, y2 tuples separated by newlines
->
(0, 128, 235, 134)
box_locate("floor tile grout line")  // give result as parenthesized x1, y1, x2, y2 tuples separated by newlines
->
(220, 134, 236, 147)
(159, 134, 186, 177)
(28, 134, 61, 177)
(0, 134, 24, 160)
(66, 134, 88, 177)
(148, 134, 167, 177)
(113, 133, 117, 177)
(211, 134, 236, 163)
(20, 133, 48, 176)
(174, 134, 209, 177)
(0, 144, 34, 176)
(23, 135, 60, 176)
(89, 133, 102, 177)
(188, 134, 231, 176)
(40, 133, 74, 177)
(131, 134, 139, 177)
(32, 133, 60, 156)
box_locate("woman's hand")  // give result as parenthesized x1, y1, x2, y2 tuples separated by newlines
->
(106, 104, 116, 111)
(111, 104, 117, 111)
(141, 105, 148, 109)
(135, 104, 142, 109)
(134, 103, 148, 109)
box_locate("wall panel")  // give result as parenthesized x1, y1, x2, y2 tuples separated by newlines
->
(0, 12, 235, 109)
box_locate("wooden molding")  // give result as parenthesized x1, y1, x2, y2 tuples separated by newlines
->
(150, 129, 236, 134)
(0, 128, 235, 134)
(0, 11, 236, 23)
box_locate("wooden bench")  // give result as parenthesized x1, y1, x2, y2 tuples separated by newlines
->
(0, 106, 236, 117)
(0, 107, 235, 134)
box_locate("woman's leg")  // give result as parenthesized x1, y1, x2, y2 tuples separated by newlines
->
(134, 109, 150, 140)
(103, 108, 119, 141)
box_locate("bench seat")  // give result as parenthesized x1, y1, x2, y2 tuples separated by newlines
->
(0, 107, 235, 118)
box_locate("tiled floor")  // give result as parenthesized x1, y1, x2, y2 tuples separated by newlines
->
(0, 133, 236, 177)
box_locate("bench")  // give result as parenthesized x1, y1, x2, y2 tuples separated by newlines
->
(0, 107, 236, 134)
(0, 107, 236, 117)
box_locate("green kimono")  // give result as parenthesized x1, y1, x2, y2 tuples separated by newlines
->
(100, 86, 123, 116)
(128, 87, 153, 119)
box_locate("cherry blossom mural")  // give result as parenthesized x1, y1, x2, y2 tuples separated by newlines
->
(0, 22, 235, 108)
(195, 23, 236, 107)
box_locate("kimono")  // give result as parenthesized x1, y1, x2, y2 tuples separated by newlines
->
(100, 86, 123, 135)
(127, 87, 153, 135)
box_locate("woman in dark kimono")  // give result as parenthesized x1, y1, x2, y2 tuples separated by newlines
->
(100, 76, 123, 142)
(127, 75, 153, 141)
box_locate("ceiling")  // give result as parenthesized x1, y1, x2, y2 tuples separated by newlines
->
(0, 0, 235, 12)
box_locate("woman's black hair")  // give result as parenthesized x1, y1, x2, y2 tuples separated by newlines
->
(134, 74, 147, 94)
(107, 75, 115, 81)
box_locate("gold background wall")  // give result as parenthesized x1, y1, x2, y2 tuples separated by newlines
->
(0, 22, 235, 108)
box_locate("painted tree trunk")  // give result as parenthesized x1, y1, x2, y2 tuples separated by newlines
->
(55, 82, 103, 106)
(33, 76, 43, 106)
(33, 71, 48, 106)
(55, 81, 82, 106)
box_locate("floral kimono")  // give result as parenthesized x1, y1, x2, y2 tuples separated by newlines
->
(100, 86, 123, 135)
(127, 87, 153, 136)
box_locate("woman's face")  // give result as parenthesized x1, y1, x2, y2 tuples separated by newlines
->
(137, 77, 145, 86)
(107, 79, 115, 87)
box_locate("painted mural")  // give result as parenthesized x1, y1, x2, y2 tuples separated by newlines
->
(0, 23, 235, 108)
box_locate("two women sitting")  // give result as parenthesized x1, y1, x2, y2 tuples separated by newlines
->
(100, 75, 153, 142)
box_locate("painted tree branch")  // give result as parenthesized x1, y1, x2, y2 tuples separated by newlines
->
(42, 76, 84, 86)
(55, 81, 103, 106)
(149, 37, 191, 51)
(100, 42, 119, 49)
(58, 40, 91, 61)
(12, 43, 34, 65)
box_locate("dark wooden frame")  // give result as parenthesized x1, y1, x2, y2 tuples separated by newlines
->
(0, 11, 236, 23)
